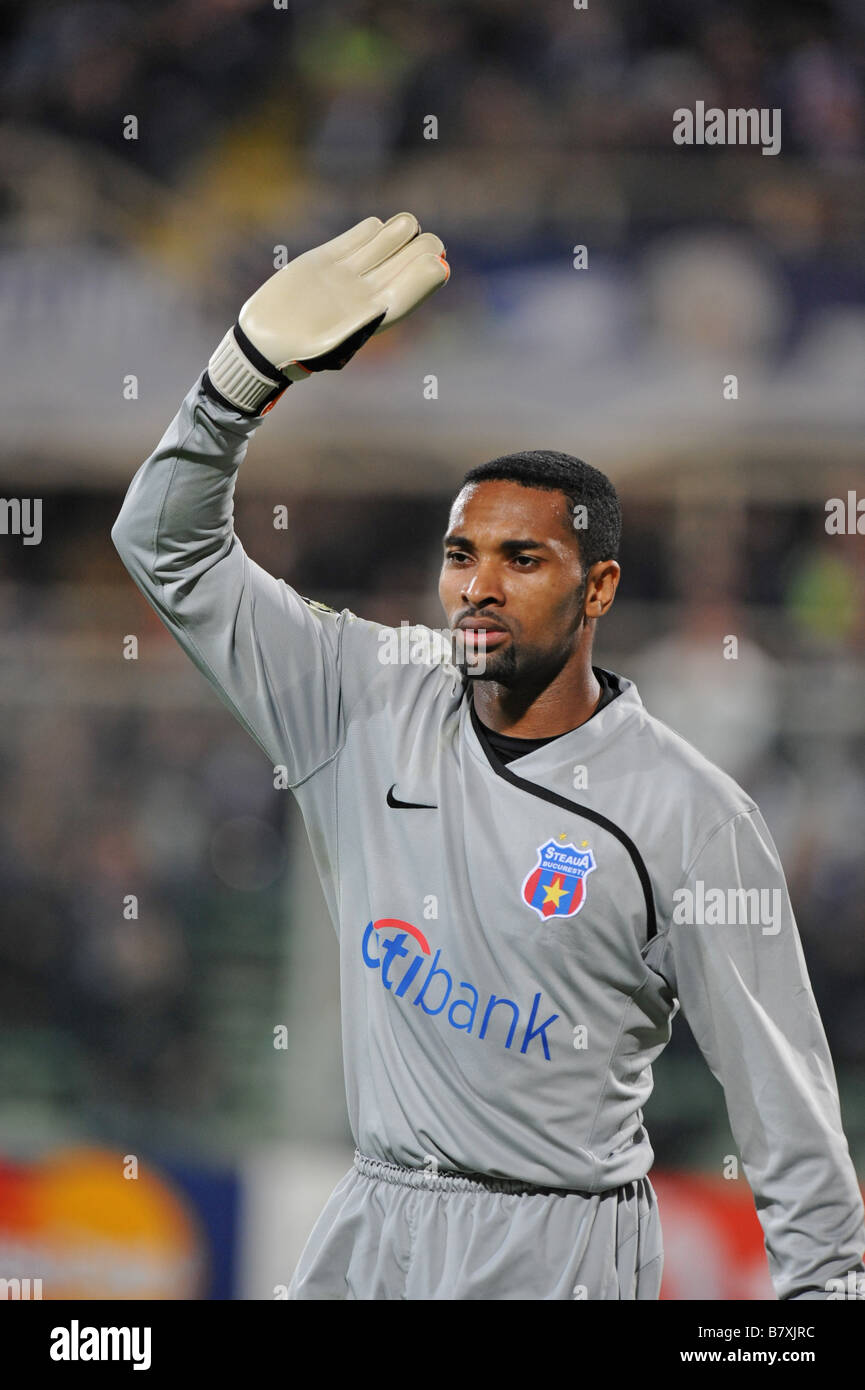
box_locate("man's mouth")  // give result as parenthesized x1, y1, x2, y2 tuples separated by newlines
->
(456, 620, 510, 651)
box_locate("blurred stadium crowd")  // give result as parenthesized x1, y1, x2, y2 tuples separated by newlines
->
(3, 0, 864, 293)
(0, 0, 864, 1171)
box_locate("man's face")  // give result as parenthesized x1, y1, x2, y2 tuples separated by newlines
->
(438, 480, 592, 686)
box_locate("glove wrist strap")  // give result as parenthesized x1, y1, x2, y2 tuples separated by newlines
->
(206, 324, 293, 415)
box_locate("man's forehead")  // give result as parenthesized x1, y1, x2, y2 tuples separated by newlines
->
(447, 480, 570, 531)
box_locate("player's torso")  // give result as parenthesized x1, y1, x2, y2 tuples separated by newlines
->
(294, 676, 681, 1185)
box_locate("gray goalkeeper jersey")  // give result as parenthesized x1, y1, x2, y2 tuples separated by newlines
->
(112, 375, 865, 1300)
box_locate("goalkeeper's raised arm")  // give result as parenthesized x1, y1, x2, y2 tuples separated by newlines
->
(110, 214, 449, 781)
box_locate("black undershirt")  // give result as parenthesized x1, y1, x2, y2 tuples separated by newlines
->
(473, 666, 621, 765)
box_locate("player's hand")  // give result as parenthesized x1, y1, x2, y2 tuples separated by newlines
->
(205, 213, 449, 415)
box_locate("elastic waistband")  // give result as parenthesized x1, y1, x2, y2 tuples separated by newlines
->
(352, 1150, 593, 1197)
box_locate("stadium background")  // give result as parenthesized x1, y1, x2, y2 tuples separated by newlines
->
(0, 0, 863, 1298)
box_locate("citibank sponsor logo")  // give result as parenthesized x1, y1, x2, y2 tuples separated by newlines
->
(360, 919, 559, 1060)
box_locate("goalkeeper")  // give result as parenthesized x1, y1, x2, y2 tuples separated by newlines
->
(112, 214, 865, 1301)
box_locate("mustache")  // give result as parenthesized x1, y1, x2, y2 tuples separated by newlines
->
(452, 609, 511, 633)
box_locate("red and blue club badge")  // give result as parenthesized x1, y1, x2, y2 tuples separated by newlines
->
(522, 838, 596, 920)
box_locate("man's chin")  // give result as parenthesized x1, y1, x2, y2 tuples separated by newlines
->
(458, 647, 517, 684)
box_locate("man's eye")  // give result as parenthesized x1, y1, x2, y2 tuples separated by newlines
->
(513, 555, 539, 567)
(446, 551, 469, 562)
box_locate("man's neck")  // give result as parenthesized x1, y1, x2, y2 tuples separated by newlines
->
(470, 662, 602, 739)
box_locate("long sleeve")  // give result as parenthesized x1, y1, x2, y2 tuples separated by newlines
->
(660, 807, 865, 1300)
(111, 373, 349, 784)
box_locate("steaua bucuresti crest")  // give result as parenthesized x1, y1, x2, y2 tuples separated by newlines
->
(521, 839, 596, 921)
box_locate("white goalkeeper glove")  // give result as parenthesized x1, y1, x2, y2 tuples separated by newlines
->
(205, 212, 449, 416)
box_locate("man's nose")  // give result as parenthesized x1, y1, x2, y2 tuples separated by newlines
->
(462, 564, 504, 607)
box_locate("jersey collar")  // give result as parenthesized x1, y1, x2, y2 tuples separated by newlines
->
(461, 666, 644, 774)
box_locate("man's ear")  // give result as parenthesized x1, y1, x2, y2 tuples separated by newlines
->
(585, 560, 621, 619)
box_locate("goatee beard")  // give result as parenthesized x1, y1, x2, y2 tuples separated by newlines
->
(459, 642, 519, 686)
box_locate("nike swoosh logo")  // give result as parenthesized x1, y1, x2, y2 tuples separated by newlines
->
(386, 784, 437, 810)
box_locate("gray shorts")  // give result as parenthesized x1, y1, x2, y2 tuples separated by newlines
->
(288, 1151, 664, 1300)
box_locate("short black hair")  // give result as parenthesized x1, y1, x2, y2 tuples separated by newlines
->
(459, 450, 621, 571)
